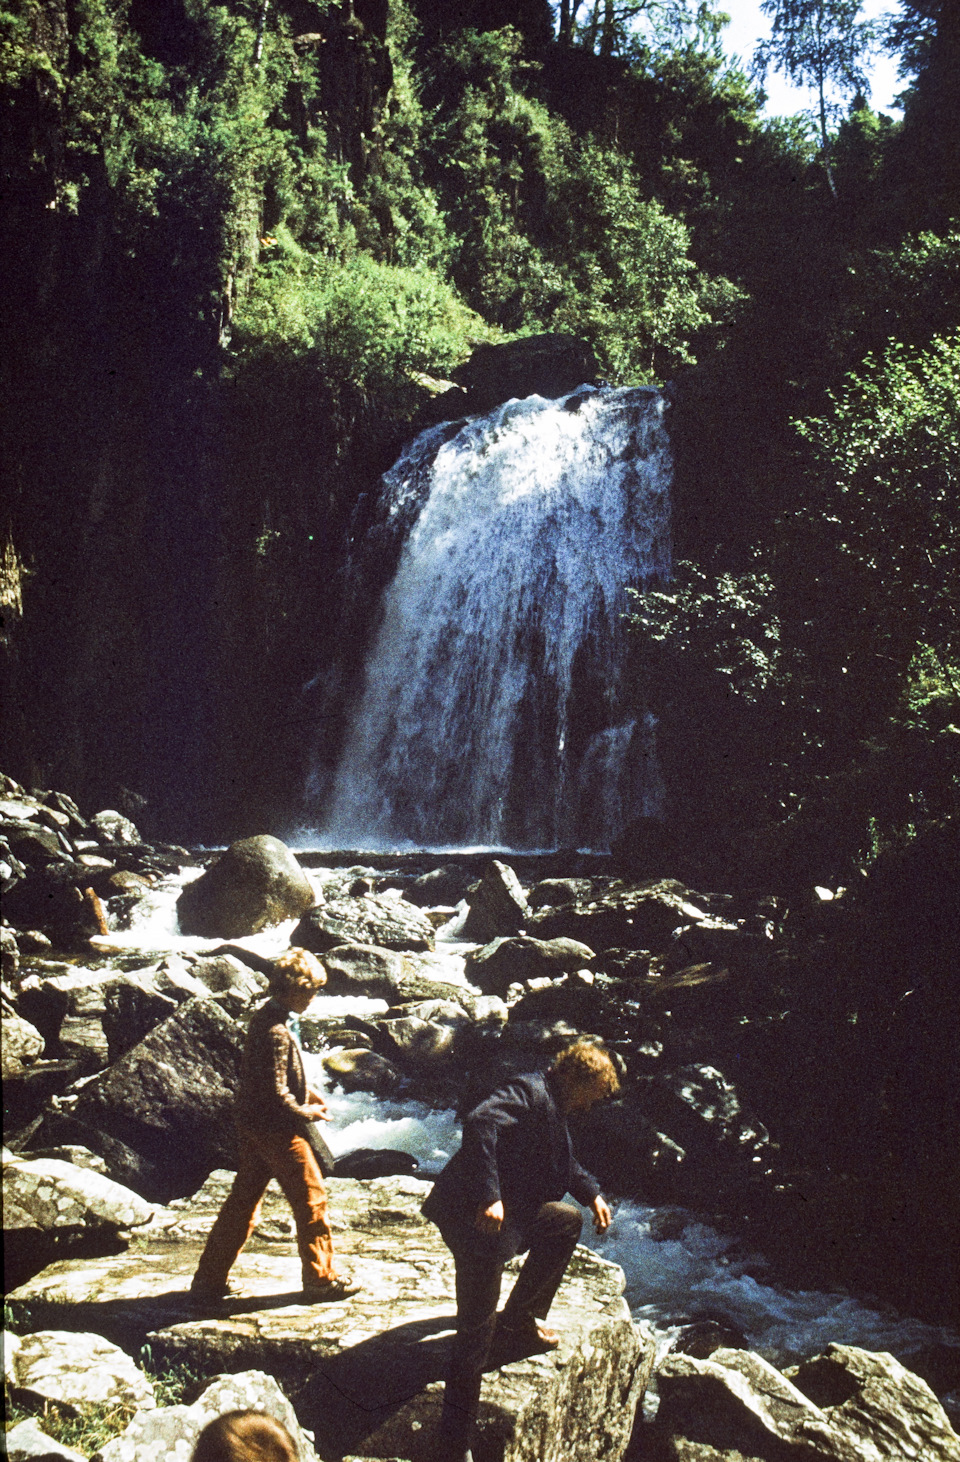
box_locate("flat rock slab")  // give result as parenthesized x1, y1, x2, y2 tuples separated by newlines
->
(9, 1173, 652, 1462)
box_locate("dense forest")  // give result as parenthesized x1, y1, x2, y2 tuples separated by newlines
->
(0, 0, 957, 881)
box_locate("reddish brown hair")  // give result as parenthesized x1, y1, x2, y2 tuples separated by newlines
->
(191, 1410, 298, 1462)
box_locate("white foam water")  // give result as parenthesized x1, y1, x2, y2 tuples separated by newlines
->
(317, 386, 672, 852)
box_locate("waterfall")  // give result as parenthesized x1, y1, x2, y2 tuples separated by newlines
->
(318, 384, 672, 852)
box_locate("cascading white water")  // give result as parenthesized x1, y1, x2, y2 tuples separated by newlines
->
(319, 385, 672, 851)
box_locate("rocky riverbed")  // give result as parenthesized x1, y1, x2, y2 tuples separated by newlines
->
(3, 771, 959, 1461)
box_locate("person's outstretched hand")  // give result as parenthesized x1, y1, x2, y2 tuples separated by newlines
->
(590, 1195, 612, 1234)
(303, 1102, 331, 1122)
(476, 1200, 504, 1233)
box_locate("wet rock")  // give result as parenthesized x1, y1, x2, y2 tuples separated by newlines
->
(103, 870, 153, 895)
(650, 1343, 960, 1461)
(3, 1006, 44, 1074)
(528, 877, 595, 910)
(2, 922, 20, 977)
(372, 1015, 457, 1067)
(403, 864, 477, 908)
(466, 935, 595, 997)
(91, 811, 142, 846)
(3, 1152, 154, 1233)
(8, 1330, 156, 1412)
(449, 333, 600, 415)
(94, 1370, 318, 1462)
(177, 836, 315, 939)
(58, 996, 245, 1202)
(323, 1048, 404, 1096)
(318, 942, 409, 998)
(461, 860, 531, 944)
(294, 895, 436, 954)
(9, 1172, 648, 1462)
(528, 879, 712, 952)
(4, 1416, 87, 1462)
(334, 1148, 420, 1179)
(186, 953, 268, 1002)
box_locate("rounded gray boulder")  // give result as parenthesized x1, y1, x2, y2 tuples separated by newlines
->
(176, 836, 315, 938)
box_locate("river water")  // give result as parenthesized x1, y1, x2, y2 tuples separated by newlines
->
(95, 864, 960, 1407)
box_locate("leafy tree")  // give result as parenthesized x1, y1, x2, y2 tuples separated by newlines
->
(753, 0, 878, 193)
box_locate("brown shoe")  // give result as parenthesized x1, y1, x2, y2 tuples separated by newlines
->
(188, 1281, 241, 1308)
(495, 1313, 560, 1352)
(302, 1276, 362, 1303)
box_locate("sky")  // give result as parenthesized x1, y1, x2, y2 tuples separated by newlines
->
(717, 0, 904, 118)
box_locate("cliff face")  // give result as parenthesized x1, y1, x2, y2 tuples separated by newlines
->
(0, 2, 404, 841)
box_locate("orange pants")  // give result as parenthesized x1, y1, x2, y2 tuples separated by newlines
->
(193, 1123, 336, 1290)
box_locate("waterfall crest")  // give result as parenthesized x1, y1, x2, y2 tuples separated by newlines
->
(318, 385, 672, 852)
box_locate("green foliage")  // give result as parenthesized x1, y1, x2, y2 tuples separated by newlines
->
(3, 1397, 137, 1455)
(233, 230, 489, 410)
(631, 328, 960, 879)
(795, 332, 960, 672)
(421, 26, 739, 379)
(754, 0, 879, 190)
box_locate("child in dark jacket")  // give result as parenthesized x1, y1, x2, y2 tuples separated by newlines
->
(422, 1039, 619, 1462)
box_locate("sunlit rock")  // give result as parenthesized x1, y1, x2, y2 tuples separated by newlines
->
(2, 1006, 44, 1074)
(8, 1330, 156, 1412)
(461, 860, 530, 944)
(4, 1416, 87, 1462)
(3, 1152, 154, 1233)
(294, 895, 436, 954)
(176, 835, 314, 938)
(93, 1371, 317, 1462)
(9, 1173, 648, 1462)
(649, 1343, 960, 1461)
(466, 935, 595, 996)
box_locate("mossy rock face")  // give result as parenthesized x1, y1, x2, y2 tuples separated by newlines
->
(176, 837, 314, 939)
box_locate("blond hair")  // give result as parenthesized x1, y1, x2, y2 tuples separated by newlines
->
(191, 1410, 298, 1462)
(267, 947, 327, 998)
(551, 1040, 620, 1100)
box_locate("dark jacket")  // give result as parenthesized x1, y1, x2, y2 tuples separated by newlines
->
(422, 1071, 600, 1244)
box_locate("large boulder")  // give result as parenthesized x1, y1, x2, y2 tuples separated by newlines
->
(7, 1330, 156, 1412)
(371, 1015, 458, 1067)
(452, 333, 600, 414)
(56, 996, 245, 1201)
(465, 935, 595, 997)
(461, 860, 530, 944)
(3, 1152, 154, 1234)
(9, 1172, 651, 1462)
(318, 942, 410, 997)
(403, 864, 477, 908)
(528, 879, 713, 953)
(4, 1416, 87, 1462)
(176, 836, 314, 938)
(322, 1047, 404, 1097)
(649, 1343, 960, 1461)
(2, 1005, 44, 1074)
(94, 1370, 318, 1462)
(293, 895, 435, 953)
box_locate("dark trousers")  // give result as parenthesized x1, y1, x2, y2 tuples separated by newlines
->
(436, 1201, 582, 1461)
